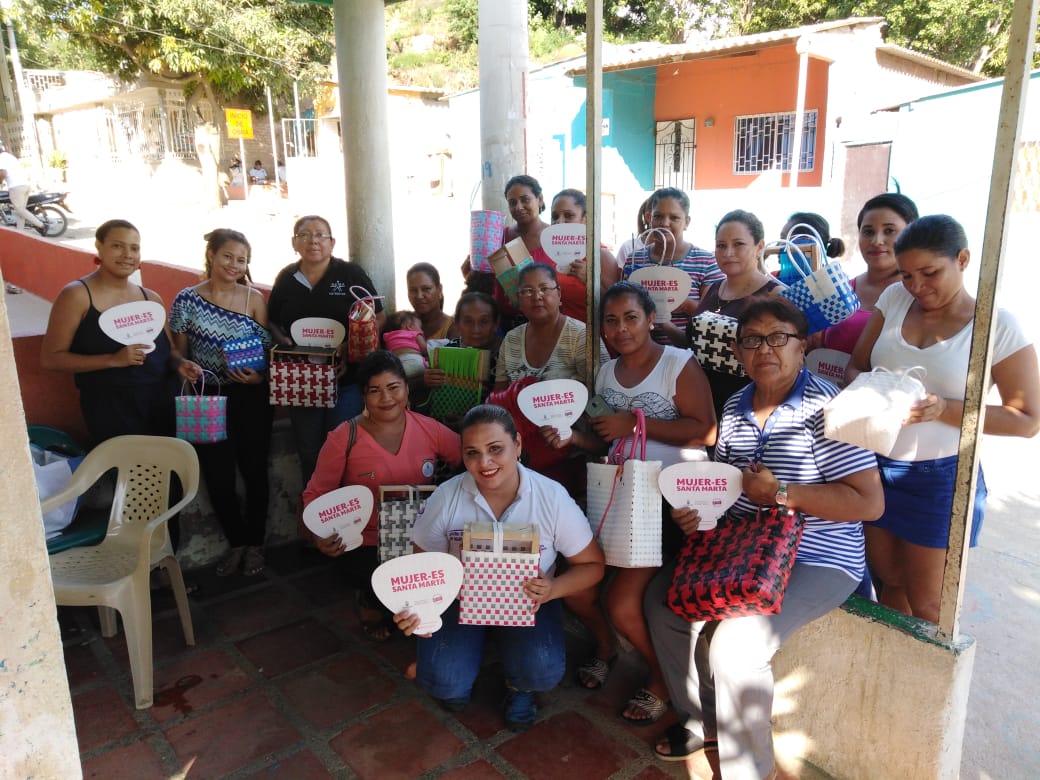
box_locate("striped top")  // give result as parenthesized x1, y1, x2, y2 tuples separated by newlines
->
(715, 367, 877, 579)
(170, 287, 271, 381)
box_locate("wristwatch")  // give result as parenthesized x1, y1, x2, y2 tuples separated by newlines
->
(775, 481, 789, 507)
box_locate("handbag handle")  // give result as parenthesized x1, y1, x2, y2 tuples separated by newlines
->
(180, 368, 220, 396)
(607, 408, 647, 464)
(632, 227, 676, 268)
(349, 285, 384, 316)
(766, 222, 828, 279)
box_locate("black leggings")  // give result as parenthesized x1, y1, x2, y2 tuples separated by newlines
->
(194, 382, 273, 548)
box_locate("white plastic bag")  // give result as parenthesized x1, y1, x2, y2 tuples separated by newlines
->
(823, 367, 927, 456)
(31, 446, 78, 539)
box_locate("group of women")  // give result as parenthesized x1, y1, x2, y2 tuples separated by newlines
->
(40, 176, 1039, 773)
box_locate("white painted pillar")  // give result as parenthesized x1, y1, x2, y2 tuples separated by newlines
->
(789, 38, 810, 190)
(333, 0, 395, 308)
(0, 280, 81, 775)
(478, 0, 529, 209)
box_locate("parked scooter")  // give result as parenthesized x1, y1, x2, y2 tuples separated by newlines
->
(0, 190, 70, 237)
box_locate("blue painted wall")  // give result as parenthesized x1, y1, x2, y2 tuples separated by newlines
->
(573, 68, 657, 192)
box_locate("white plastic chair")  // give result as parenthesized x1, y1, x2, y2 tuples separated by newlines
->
(41, 435, 200, 709)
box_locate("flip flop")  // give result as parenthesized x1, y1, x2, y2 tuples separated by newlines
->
(576, 654, 616, 689)
(242, 546, 265, 577)
(654, 723, 718, 762)
(620, 688, 669, 726)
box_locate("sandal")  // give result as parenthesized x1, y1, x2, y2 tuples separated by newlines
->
(242, 546, 265, 577)
(216, 547, 244, 577)
(576, 654, 616, 689)
(355, 592, 392, 642)
(503, 688, 537, 732)
(654, 724, 718, 762)
(620, 688, 669, 726)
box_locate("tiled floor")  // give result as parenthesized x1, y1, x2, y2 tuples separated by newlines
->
(65, 542, 733, 780)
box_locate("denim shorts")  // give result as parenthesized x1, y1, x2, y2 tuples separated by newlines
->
(876, 454, 987, 549)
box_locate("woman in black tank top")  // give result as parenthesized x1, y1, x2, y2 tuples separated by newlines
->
(41, 219, 181, 443)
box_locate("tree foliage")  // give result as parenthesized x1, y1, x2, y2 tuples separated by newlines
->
(10, 0, 335, 109)
(530, 0, 1026, 76)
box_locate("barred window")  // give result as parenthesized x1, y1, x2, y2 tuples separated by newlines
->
(733, 111, 817, 175)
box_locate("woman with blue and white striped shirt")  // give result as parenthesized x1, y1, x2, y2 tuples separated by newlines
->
(645, 297, 884, 778)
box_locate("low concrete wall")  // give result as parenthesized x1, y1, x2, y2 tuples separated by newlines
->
(1, 230, 296, 569)
(774, 598, 975, 779)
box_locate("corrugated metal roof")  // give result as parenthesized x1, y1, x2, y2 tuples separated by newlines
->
(565, 17, 887, 76)
(875, 43, 981, 82)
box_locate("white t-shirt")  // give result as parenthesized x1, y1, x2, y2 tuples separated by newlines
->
(871, 283, 1031, 460)
(411, 463, 593, 575)
(615, 236, 645, 269)
(595, 345, 709, 466)
(0, 151, 27, 188)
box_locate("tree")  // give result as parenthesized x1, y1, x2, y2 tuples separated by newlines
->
(11, 0, 335, 111)
(742, 0, 1025, 76)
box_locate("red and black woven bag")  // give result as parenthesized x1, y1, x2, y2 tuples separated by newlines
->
(667, 506, 805, 622)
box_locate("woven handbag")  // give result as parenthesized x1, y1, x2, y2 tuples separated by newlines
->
(268, 345, 338, 408)
(222, 335, 267, 372)
(458, 522, 540, 627)
(586, 409, 664, 568)
(667, 506, 805, 622)
(347, 285, 381, 363)
(428, 346, 490, 419)
(175, 370, 228, 444)
(488, 236, 533, 306)
(377, 485, 436, 563)
(775, 225, 860, 335)
(823, 366, 926, 456)
(688, 311, 745, 377)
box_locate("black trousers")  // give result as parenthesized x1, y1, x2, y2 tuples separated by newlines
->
(194, 382, 273, 548)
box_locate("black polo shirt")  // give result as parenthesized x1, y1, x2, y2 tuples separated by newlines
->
(268, 257, 384, 379)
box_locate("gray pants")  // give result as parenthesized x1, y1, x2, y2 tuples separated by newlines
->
(645, 560, 857, 779)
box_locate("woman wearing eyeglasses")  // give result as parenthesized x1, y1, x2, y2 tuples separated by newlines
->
(645, 297, 883, 777)
(491, 263, 608, 494)
(268, 215, 386, 482)
(493, 263, 606, 390)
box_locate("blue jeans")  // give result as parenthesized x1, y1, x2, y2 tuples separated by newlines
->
(416, 600, 566, 701)
(288, 383, 362, 483)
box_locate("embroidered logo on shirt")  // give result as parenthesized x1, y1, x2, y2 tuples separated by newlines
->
(329, 280, 347, 296)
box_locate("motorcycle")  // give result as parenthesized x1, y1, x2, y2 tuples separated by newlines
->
(0, 190, 71, 237)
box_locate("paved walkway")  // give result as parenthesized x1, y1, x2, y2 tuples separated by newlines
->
(66, 544, 711, 779)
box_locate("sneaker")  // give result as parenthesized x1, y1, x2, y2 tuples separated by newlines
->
(216, 546, 245, 577)
(503, 688, 537, 732)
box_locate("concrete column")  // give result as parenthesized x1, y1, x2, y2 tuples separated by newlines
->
(478, 0, 529, 209)
(0, 272, 81, 776)
(333, 0, 395, 309)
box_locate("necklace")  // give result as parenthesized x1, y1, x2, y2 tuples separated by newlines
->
(714, 277, 769, 312)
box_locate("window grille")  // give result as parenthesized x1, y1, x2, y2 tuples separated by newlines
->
(733, 110, 817, 174)
(281, 117, 318, 158)
(654, 119, 696, 190)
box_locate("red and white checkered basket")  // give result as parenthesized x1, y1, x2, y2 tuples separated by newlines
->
(459, 523, 539, 627)
(268, 347, 337, 408)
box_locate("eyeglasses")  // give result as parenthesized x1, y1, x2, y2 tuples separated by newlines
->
(517, 285, 560, 298)
(738, 332, 800, 350)
(294, 232, 332, 241)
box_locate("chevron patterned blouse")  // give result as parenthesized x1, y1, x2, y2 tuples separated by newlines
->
(169, 286, 272, 381)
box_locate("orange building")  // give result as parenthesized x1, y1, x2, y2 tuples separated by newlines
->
(567, 17, 980, 243)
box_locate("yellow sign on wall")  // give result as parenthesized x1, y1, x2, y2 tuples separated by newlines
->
(225, 109, 254, 140)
